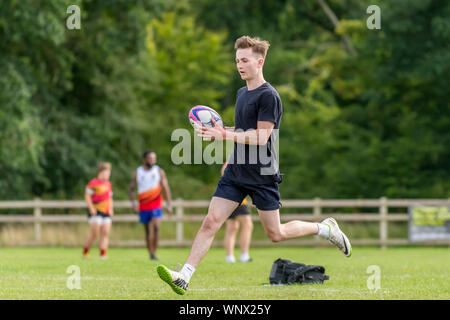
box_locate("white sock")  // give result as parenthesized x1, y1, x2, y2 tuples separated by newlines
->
(240, 253, 250, 262)
(226, 255, 236, 263)
(180, 263, 195, 282)
(317, 223, 330, 239)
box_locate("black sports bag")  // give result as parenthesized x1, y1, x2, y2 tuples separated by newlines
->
(269, 258, 329, 285)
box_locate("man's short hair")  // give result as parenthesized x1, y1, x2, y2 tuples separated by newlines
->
(234, 35, 270, 58)
(97, 162, 111, 173)
(142, 149, 155, 158)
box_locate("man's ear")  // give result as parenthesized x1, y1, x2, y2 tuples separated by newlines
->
(258, 57, 265, 68)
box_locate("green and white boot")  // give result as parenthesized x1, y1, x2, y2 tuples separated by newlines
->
(321, 217, 352, 257)
(157, 265, 188, 295)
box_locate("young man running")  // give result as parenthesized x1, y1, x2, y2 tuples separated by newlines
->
(83, 162, 114, 260)
(157, 36, 351, 295)
(129, 150, 173, 260)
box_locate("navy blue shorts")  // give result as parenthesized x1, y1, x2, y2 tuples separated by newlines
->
(213, 177, 281, 211)
(228, 204, 250, 219)
(139, 208, 162, 224)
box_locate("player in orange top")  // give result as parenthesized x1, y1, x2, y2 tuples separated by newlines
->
(129, 150, 173, 260)
(82, 162, 114, 260)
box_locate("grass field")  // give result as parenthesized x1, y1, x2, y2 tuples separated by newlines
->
(0, 246, 448, 300)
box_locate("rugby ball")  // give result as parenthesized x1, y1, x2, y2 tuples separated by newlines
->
(188, 105, 224, 128)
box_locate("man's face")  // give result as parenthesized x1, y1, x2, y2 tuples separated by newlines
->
(236, 48, 263, 80)
(99, 169, 111, 180)
(143, 153, 157, 167)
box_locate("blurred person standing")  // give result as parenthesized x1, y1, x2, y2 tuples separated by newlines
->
(129, 150, 173, 260)
(82, 162, 114, 260)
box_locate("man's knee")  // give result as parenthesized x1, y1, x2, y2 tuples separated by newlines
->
(201, 214, 222, 234)
(243, 218, 253, 231)
(267, 230, 284, 243)
(91, 227, 99, 237)
(227, 220, 239, 233)
(100, 228, 110, 237)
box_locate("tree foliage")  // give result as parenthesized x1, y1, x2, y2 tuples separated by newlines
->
(0, 0, 448, 200)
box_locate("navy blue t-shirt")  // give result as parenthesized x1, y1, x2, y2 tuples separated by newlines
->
(223, 82, 283, 185)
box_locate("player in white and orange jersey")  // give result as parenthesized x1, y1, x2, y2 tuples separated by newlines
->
(129, 150, 173, 260)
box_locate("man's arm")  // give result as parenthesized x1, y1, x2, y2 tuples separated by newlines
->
(109, 197, 114, 216)
(159, 168, 173, 215)
(221, 160, 228, 176)
(85, 191, 96, 215)
(196, 119, 275, 146)
(128, 172, 139, 213)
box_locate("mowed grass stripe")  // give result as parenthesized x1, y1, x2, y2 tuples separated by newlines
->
(0, 247, 448, 299)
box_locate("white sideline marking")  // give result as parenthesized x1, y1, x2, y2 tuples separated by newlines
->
(190, 286, 389, 295)
(192, 287, 242, 292)
(191, 286, 339, 292)
(1, 275, 126, 281)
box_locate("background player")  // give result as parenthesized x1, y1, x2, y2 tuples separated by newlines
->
(129, 150, 173, 260)
(222, 160, 253, 263)
(82, 162, 114, 260)
(157, 36, 351, 295)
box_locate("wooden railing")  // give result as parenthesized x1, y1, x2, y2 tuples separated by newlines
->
(0, 198, 449, 247)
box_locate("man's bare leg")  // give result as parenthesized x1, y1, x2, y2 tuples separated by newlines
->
(143, 223, 152, 256)
(83, 223, 99, 258)
(84, 223, 100, 249)
(156, 197, 238, 295)
(149, 217, 162, 259)
(99, 222, 111, 259)
(237, 214, 253, 261)
(186, 197, 239, 267)
(258, 209, 352, 256)
(224, 219, 239, 262)
(258, 209, 318, 242)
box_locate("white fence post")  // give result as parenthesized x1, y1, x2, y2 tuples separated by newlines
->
(176, 199, 184, 245)
(34, 198, 42, 243)
(379, 197, 388, 249)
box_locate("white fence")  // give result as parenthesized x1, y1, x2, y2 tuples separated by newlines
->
(0, 198, 449, 247)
